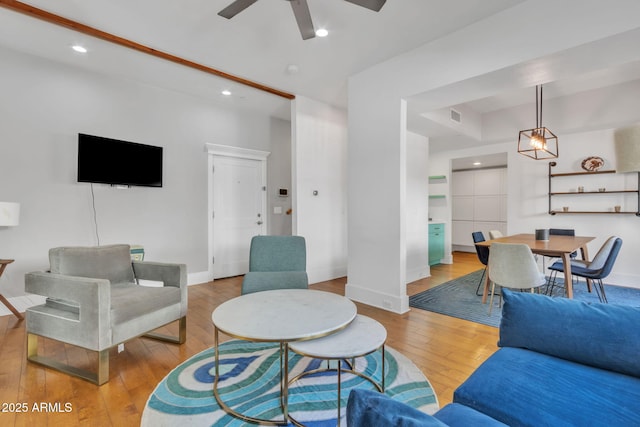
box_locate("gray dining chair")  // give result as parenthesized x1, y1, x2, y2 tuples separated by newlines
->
(487, 242, 546, 315)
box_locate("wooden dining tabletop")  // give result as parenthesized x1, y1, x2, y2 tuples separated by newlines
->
(476, 233, 595, 300)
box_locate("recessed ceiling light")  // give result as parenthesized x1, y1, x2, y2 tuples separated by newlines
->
(315, 28, 328, 37)
(71, 45, 87, 53)
(473, 162, 482, 166)
(221, 90, 232, 96)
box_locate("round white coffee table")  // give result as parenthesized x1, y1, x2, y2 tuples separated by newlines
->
(211, 289, 357, 425)
(288, 315, 387, 424)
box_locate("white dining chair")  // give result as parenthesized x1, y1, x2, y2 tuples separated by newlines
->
(487, 242, 546, 315)
(489, 230, 503, 240)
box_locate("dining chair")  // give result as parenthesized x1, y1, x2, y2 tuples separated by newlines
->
(488, 230, 503, 240)
(547, 236, 622, 303)
(549, 228, 578, 259)
(487, 243, 546, 315)
(471, 231, 490, 296)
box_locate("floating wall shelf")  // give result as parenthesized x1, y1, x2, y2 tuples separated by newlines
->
(547, 161, 640, 216)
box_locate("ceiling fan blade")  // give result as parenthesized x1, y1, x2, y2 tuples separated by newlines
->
(344, 0, 386, 12)
(289, 0, 315, 40)
(218, 0, 259, 19)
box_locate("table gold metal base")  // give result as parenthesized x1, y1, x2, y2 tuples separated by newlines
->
(213, 327, 291, 425)
(287, 345, 385, 427)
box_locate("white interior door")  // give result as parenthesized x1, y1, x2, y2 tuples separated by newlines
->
(212, 155, 266, 279)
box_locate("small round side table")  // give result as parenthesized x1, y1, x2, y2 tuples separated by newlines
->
(288, 314, 387, 425)
(0, 259, 23, 320)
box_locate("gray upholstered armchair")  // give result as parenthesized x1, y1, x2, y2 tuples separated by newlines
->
(25, 244, 187, 385)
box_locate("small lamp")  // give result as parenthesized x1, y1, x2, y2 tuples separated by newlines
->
(614, 125, 640, 173)
(0, 202, 20, 226)
(518, 85, 558, 160)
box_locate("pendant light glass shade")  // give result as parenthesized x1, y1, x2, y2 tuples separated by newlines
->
(518, 85, 558, 160)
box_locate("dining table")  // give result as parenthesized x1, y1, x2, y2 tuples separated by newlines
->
(476, 233, 595, 301)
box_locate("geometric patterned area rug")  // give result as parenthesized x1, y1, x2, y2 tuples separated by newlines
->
(142, 339, 439, 426)
(410, 269, 640, 328)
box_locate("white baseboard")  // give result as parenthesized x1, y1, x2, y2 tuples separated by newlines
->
(345, 281, 409, 314)
(406, 266, 430, 284)
(188, 271, 212, 285)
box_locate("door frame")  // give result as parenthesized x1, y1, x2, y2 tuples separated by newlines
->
(206, 143, 270, 281)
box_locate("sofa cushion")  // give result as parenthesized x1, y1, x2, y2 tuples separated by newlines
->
(454, 347, 640, 426)
(499, 289, 640, 378)
(49, 244, 135, 285)
(347, 389, 445, 427)
(434, 403, 507, 427)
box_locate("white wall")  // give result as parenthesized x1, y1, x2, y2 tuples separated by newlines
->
(431, 128, 640, 288)
(406, 131, 430, 283)
(347, 0, 640, 312)
(267, 117, 293, 236)
(291, 96, 348, 283)
(0, 45, 290, 298)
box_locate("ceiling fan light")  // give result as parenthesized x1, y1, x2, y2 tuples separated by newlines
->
(71, 45, 87, 53)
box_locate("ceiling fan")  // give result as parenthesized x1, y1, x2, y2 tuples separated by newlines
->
(218, 0, 387, 40)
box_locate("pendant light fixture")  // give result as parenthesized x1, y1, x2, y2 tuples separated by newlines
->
(518, 85, 558, 159)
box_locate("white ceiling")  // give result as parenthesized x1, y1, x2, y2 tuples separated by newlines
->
(1, 0, 640, 148)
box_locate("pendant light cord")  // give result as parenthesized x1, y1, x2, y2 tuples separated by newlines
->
(539, 85, 543, 129)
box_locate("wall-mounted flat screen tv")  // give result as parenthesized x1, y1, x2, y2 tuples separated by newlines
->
(77, 133, 163, 187)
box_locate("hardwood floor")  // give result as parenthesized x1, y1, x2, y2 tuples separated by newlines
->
(0, 252, 496, 426)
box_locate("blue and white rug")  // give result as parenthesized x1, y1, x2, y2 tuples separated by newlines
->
(410, 269, 640, 328)
(142, 340, 438, 426)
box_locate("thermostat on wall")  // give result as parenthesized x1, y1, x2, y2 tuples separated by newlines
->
(279, 188, 288, 197)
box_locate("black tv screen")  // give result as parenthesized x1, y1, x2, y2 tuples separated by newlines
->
(77, 133, 163, 187)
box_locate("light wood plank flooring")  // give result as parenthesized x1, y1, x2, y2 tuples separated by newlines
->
(0, 252, 496, 426)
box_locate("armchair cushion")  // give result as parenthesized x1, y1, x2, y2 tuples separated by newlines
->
(49, 244, 135, 284)
(110, 283, 181, 325)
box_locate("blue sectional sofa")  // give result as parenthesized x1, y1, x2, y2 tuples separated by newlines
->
(347, 289, 640, 426)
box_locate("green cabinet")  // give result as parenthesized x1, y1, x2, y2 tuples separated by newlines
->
(429, 223, 445, 266)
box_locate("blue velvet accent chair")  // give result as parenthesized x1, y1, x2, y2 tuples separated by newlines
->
(548, 236, 622, 302)
(241, 235, 309, 295)
(24, 244, 187, 385)
(347, 289, 640, 426)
